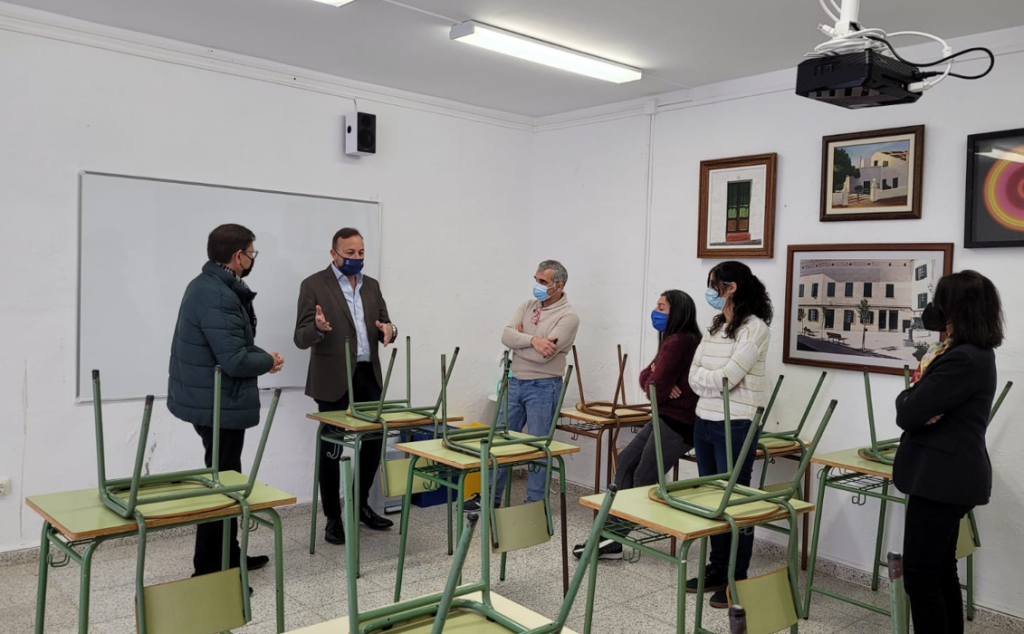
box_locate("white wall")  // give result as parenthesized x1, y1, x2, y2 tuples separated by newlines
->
(530, 28, 1024, 618)
(0, 26, 532, 552)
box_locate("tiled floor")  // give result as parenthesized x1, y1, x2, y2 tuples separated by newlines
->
(2, 479, 1015, 634)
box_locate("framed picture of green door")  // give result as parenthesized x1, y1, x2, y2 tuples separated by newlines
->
(697, 153, 777, 259)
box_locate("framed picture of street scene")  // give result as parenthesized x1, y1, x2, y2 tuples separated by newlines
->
(820, 125, 924, 222)
(783, 243, 954, 376)
(697, 153, 777, 258)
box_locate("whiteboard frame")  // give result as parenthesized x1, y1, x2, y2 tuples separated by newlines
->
(75, 170, 382, 403)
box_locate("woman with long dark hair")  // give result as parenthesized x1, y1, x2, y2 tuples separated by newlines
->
(686, 261, 773, 609)
(894, 270, 1003, 634)
(573, 290, 702, 561)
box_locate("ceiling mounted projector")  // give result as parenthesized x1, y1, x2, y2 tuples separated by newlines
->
(797, 0, 994, 109)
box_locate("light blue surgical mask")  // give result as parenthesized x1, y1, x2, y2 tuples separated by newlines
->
(651, 310, 668, 332)
(533, 283, 552, 302)
(705, 287, 727, 311)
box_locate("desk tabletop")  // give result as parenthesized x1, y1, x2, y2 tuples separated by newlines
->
(580, 485, 813, 541)
(306, 410, 463, 432)
(397, 432, 579, 470)
(558, 406, 651, 426)
(811, 447, 893, 479)
(25, 472, 296, 541)
(285, 591, 579, 633)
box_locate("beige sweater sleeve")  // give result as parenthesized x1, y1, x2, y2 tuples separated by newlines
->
(501, 300, 535, 349)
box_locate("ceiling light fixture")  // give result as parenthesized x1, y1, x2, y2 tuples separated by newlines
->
(449, 21, 642, 84)
(310, 0, 356, 7)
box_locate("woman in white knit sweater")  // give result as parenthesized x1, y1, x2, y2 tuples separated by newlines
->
(686, 261, 773, 609)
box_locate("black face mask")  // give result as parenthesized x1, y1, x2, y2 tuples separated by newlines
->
(921, 302, 946, 332)
(240, 253, 255, 278)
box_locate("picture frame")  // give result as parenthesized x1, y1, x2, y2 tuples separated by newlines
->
(783, 243, 953, 376)
(697, 153, 777, 259)
(820, 125, 924, 222)
(965, 127, 1024, 248)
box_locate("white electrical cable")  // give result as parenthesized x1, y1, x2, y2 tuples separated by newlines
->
(818, 0, 839, 23)
(809, 1, 956, 92)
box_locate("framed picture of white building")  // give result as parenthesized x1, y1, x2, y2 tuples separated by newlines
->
(820, 126, 924, 222)
(697, 153, 777, 258)
(783, 243, 953, 376)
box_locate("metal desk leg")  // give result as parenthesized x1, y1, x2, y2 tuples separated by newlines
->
(677, 539, 693, 634)
(583, 529, 600, 634)
(592, 428, 605, 519)
(76, 541, 101, 634)
(871, 480, 890, 592)
(803, 465, 832, 620)
(394, 455, 420, 602)
(670, 461, 679, 558)
(309, 424, 325, 555)
(693, 537, 709, 634)
(256, 509, 286, 633)
(34, 522, 51, 634)
(802, 465, 811, 570)
(559, 457, 569, 596)
(352, 434, 362, 578)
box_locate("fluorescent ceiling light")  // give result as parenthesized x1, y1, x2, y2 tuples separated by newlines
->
(310, 0, 356, 6)
(450, 21, 642, 84)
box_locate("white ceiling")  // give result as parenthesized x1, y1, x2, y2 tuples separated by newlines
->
(6, 0, 1024, 117)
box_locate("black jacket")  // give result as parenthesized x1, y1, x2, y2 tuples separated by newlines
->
(893, 343, 996, 507)
(168, 262, 275, 430)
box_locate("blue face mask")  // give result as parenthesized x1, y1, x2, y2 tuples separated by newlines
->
(339, 258, 364, 277)
(651, 310, 668, 332)
(533, 283, 552, 302)
(705, 287, 727, 311)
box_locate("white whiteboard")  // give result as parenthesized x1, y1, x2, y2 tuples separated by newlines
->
(77, 172, 380, 401)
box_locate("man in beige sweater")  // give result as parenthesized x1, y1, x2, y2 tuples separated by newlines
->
(485, 260, 580, 507)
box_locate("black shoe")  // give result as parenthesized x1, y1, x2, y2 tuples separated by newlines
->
(325, 517, 345, 545)
(572, 539, 623, 561)
(462, 493, 500, 512)
(709, 589, 730, 609)
(360, 506, 394, 531)
(249, 587, 254, 597)
(247, 555, 270, 571)
(686, 564, 727, 594)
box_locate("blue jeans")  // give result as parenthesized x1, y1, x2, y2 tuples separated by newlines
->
(492, 376, 562, 504)
(694, 416, 760, 578)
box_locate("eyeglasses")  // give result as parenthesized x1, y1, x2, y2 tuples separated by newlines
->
(531, 308, 541, 325)
(242, 250, 259, 261)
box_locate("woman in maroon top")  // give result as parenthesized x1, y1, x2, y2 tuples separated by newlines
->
(574, 290, 701, 560)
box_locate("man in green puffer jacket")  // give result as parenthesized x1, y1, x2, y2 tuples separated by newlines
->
(168, 223, 284, 580)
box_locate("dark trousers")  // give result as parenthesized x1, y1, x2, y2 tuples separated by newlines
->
(694, 416, 759, 578)
(904, 495, 972, 634)
(316, 363, 383, 520)
(192, 424, 246, 576)
(614, 417, 694, 490)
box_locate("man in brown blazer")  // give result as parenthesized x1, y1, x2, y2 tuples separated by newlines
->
(295, 227, 398, 544)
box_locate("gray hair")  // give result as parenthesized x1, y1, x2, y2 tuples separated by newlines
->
(537, 260, 568, 286)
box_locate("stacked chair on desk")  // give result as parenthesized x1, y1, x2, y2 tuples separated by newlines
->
(344, 336, 460, 499)
(645, 379, 838, 634)
(336, 439, 618, 633)
(91, 366, 282, 634)
(754, 371, 827, 490)
(440, 352, 571, 579)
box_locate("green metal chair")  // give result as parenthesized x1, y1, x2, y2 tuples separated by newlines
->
(440, 352, 573, 555)
(91, 367, 281, 634)
(648, 380, 838, 631)
(339, 439, 619, 634)
(857, 367, 910, 465)
(755, 372, 827, 490)
(340, 336, 460, 498)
